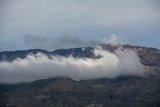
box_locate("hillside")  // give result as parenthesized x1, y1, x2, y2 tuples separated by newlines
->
(0, 74, 160, 107)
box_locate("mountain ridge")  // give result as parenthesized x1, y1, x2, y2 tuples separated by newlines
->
(0, 44, 159, 67)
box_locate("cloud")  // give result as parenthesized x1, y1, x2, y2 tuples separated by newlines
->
(100, 34, 127, 46)
(56, 35, 84, 46)
(23, 34, 51, 49)
(0, 46, 145, 83)
(23, 34, 98, 50)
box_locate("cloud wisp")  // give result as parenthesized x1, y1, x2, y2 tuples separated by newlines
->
(0, 46, 145, 83)
(100, 34, 127, 46)
(23, 34, 98, 50)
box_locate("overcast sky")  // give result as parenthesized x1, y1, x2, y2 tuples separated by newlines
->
(0, 0, 160, 51)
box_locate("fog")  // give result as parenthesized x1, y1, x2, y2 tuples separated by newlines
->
(0, 46, 145, 83)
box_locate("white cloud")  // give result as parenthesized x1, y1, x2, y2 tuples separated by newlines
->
(0, 47, 145, 83)
(100, 34, 127, 46)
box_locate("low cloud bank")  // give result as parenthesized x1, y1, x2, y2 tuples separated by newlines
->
(0, 47, 145, 83)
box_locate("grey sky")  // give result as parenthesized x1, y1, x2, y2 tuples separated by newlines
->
(0, 0, 160, 51)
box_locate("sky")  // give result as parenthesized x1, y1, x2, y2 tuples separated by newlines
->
(0, 0, 160, 51)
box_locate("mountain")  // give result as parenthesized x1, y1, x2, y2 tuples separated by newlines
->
(0, 44, 160, 107)
(0, 47, 94, 62)
(0, 75, 160, 107)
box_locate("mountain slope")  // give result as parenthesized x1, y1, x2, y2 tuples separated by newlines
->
(0, 47, 94, 62)
(0, 75, 160, 107)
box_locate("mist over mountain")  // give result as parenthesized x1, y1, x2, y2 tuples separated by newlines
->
(0, 35, 160, 107)
(1, 0, 160, 106)
(0, 44, 147, 83)
(0, 37, 160, 83)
